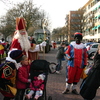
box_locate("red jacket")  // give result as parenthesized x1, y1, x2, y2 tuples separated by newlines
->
(30, 76, 44, 91)
(16, 65, 30, 89)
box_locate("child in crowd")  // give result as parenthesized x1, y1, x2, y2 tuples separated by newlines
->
(56, 42, 66, 74)
(52, 41, 56, 49)
(25, 73, 45, 100)
(0, 38, 6, 59)
(15, 55, 31, 100)
(5, 41, 10, 57)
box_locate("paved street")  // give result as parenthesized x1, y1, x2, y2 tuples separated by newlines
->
(39, 48, 100, 100)
(0, 47, 100, 100)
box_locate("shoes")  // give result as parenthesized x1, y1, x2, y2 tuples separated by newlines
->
(34, 95, 39, 100)
(55, 71, 61, 74)
(25, 94, 32, 99)
(71, 89, 79, 95)
(25, 95, 30, 99)
(60, 66, 63, 70)
(62, 89, 69, 94)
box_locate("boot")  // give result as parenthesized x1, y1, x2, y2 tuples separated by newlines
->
(62, 88, 69, 94)
(72, 89, 79, 95)
(62, 83, 71, 94)
(71, 84, 79, 95)
(25, 90, 34, 99)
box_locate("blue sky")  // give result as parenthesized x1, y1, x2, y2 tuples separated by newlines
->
(0, 0, 89, 30)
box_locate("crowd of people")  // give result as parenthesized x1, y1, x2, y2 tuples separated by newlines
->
(0, 17, 45, 100)
(0, 38, 10, 59)
(0, 17, 100, 100)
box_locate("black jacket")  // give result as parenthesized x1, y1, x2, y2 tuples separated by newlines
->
(56, 46, 65, 59)
(80, 52, 100, 100)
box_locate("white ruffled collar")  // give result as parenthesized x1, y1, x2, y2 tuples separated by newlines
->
(70, 41, 85, 49)
(6, 49, 22, 70)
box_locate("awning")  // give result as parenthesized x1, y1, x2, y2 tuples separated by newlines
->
(92, 26, 97, 30)
(98, 15, 100, 18)
(97, 5, 100, 9)
(93, 16, 97, 19)
(94, 34, 100, 38)
(97, 25, 100, 28)
(83, 35, 92, 39)
(83, 34, 100, 39)
(94, 7, 97, 10)
(85, 29, 89, 31)
(92, 28, 95, 30)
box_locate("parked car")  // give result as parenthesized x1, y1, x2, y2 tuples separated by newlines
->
(56, 41, 61, 44)
(84, 42, 95, 47)
(87, 43, 99, 59)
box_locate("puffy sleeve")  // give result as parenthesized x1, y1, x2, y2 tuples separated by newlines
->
(10, 39, 22, 50)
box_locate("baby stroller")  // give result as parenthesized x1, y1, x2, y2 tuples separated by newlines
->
(24, 59, 52, 100)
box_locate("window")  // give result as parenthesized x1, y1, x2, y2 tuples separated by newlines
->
(71, 35, 74, 38)
(71, 14, 81, 17)
(92, 44, 98, 48)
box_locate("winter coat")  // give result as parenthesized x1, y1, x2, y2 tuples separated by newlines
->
(16, 65, 30, 89)
(30, 76, 44, 91)
(56, 46, 65, 59)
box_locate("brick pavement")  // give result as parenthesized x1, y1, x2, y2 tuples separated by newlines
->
(0, 48, 100, 100)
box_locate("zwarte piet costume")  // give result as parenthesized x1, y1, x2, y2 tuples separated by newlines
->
(62, 32, 88, 95)
(0, 49, 23, 100)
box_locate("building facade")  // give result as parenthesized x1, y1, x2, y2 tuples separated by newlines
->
(65, 0, 100, 42)
(82, 0, 100, 42)
(65, 11, 83, 42)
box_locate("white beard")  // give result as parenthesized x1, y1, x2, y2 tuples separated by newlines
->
(14, 31, 31, 52)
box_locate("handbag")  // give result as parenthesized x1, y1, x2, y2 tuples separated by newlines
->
(7, 85, 17, 96)
(80, 68, 87, 79)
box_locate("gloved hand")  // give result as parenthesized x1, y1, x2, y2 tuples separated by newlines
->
(28, 79, 31, 83)
(69, 57, 74, 60)
(83, 65, 86, 68)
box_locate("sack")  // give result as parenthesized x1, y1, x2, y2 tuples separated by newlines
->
(0, 44, 4, 50)
(80, 68, 87, 79)
(7, 85, 17, 96)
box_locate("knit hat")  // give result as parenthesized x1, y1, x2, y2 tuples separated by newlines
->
(10, 50, 23, 60)
(74, 32, 83, 39)
(38, 74, 45, 80)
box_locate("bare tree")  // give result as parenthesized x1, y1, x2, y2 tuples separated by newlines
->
(0, 0, 50, 38)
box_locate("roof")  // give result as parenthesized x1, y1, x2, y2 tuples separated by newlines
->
(34, 29, 50, 35)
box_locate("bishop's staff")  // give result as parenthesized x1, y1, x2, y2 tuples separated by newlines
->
(42, 19, 48, 59)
